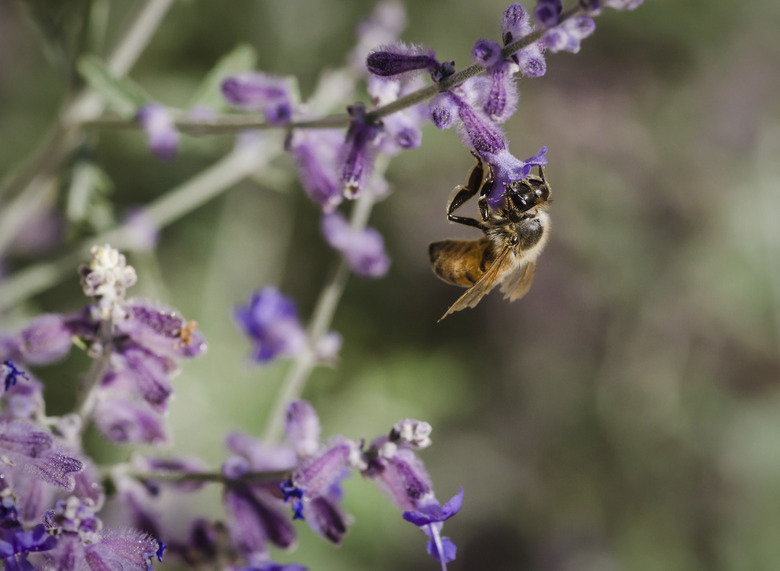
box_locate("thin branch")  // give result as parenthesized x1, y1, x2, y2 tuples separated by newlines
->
(262, 184, 379, 444)
(77, 6, 584, 136)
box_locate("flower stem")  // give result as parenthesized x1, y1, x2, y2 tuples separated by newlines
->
(77, 5, 584, 135)
(263, 185, 378, 444)
(74, 318, 114, 429)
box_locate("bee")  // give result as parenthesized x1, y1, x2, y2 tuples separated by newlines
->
(429, 157, 551, 321)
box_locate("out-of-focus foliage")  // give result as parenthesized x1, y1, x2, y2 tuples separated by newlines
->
(2, 0, 780, 569)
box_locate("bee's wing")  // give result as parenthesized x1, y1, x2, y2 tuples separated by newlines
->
(438, 243, 513, 322)
(499, 260, 537, 301)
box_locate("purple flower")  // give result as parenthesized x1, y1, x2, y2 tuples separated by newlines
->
(234, 287, 308, 364)
(0, 420, 84, 489)
(534, 0, 563, 28)
(486, 145, 548, 209)
(0, 502, 58, 568)
(340, 103, 381, 198)
(501, 3, 532, 44)
(367, 43, 439, 79)
(516, 42, 547, 77)
(288, 129, 344, 212)
(321, 212, 390, 278)
(402, 488, 464, 527)
(32, 527, 161, 570)
(224, 484, 296, 559)
(429, 93, 459, 130)
(367, 78, 426, 154)
(136, 103, 179, 160)
(362, 442, 433, 511)
(71, 297, 206, 444)
(285, 400, 321, 458)
(402, 489, 464, 566)
(221, 73, 294, 125)
(282, 437, 355, 544)
(117, 298, 207, 360)
(544, 14, 596, 53)
(93, 396, 168, 444)
(471, 39, 518, 123)
(1, 360, 28, 392)
(7, 314, 73, 366)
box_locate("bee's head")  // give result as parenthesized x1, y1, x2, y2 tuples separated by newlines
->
(506, 175, 551, 215)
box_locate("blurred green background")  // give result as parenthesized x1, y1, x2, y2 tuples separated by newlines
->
(3, 0, 780, 569)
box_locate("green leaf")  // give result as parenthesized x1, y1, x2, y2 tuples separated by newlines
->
(77, 54, 151, 117)
(187, 44, 258, 109)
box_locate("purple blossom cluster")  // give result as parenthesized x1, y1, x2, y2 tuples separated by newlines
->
(115, 400, 462, 569)
(0, 245, 202, 568)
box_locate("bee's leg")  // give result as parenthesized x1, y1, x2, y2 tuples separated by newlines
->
(477, 177, 493, 222)
(476, 163, 496, 221)
(447, 159, 486, 229)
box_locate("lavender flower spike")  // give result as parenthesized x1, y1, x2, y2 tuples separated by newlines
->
(234, 287, 307, 364)
(340, 103, 381, 198)
(136, 103, 179, 160)
(78, 244, 137, 320)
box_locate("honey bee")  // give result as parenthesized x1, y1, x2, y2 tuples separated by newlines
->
(429, 157, 551, 321)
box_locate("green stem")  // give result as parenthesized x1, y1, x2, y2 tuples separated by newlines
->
(74, 318, 114, 429)
(262, 185, 379, 444)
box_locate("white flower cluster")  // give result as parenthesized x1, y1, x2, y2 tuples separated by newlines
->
(392, 418, 433, 449)
(80, 244, 137, 320)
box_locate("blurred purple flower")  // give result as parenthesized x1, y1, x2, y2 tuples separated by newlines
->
(1, 360, 28, 392)
(221, 73, 294, 125)
(288, 129, 344, 212)
(367, 77, 426, 155)
(10, 314, 72, 365)
(0, 499, 58, 568)
(349, 0, 407, 74)
(544, 14, 596, 53)
(321, 212, 390, 278)
(0, 420, 84, 490)
(234, 287, 307, 364)
(136, 103, 179, 161)
(285, 400, 321, 458)
(123, 208, 160, 252)
(340, 103, 381, 198)
(534, 0, 563, 27)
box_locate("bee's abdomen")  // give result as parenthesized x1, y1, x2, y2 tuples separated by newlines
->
(429, 239, 491, 287)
